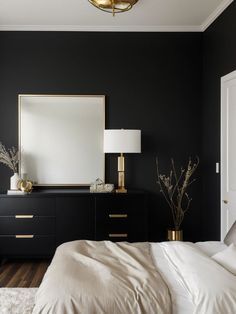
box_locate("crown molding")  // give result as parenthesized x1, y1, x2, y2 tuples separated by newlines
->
(201, 0, 234, 31)
(0, 24, 201, 32)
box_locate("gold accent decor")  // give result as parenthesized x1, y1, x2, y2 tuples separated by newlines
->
(88, 0, 138, 16)
(167, 229, 183, 241)
(15, 235, 34, 239)
(109, 214, 128, 218)
(15, 215, 34, 219)
(109, 233, 128, 238)
(17, 179, 33, 193)
(116, 153, 127, 193)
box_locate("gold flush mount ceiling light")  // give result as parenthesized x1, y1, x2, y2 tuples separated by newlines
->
(88, 0, 138, 16)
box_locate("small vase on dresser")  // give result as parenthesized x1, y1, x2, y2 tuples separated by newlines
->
(10, 173, 20, 190)
(0, 142, 19, 191)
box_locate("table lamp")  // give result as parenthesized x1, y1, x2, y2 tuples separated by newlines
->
(104, 129, 141, 193)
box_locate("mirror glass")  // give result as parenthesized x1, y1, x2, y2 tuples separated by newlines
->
(19, 95, 105, 186)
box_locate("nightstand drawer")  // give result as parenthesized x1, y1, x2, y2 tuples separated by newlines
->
(102, 224, 129, 240)
(97, 210, 129, 223)
(95, 194, 148, 242)
(96, 206, 145, 226)
(0, 198, 55, 216)
(96, 223, 146, 242)
(108, 233, 129, 241)
(0, 235, 55, 256)
(0, 216, 55, 235)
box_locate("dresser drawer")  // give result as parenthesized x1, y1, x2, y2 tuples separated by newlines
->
(96, 211, 128, 233)
(96, 219, 147, 242)
(0, 197, 55, 216)
(0, 235, 55, 256)
(96, 197, 146, 225)
(95, 195, 148, 242)
(0, 216, 55, 235)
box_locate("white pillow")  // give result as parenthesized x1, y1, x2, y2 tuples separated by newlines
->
(195, 241, 227, 256)
(224, 220, 236, 246)
(212, 243, 236, 275)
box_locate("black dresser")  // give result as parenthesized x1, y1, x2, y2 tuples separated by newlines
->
(0, 190, 148, 258)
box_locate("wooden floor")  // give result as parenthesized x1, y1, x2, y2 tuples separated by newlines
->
(0, 259, 50, 287)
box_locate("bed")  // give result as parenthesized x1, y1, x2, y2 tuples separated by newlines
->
(29, 239, 236, 314)
(0, 240, 235, 314)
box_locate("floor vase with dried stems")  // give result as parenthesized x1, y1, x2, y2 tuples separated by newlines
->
(156, 157, 199, 243)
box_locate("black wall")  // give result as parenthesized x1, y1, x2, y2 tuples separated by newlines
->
(202, 2, 236, 240)
(0, 32, 203, 241)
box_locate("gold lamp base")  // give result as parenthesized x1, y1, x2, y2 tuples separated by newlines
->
(116, 153, 127, 193)
(116, 187, 127, 193)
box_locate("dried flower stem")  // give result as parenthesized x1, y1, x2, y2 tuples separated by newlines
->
(0, 142, 19, 173)
(156, 156, 199, 230)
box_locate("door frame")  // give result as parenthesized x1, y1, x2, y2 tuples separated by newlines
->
(221, 70, 236, 240)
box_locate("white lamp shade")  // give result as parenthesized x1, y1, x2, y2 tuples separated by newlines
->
(104, 129, 141, 153)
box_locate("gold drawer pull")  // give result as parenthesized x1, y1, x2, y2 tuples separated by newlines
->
(109, 233, 128, 238)
(15, 235, 34, 239)
(109, 214, 128, 218)
(15, 215, 34, 219)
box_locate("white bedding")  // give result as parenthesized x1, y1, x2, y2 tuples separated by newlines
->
(151, 243, 194, 314)
(33, 241, 171, 314)
(151, 241, 236, 314)
(195, 241, 227, 256)
(32, 240, 236, 314)
(151, 241, 229, 314)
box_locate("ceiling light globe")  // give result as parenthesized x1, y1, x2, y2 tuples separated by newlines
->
(88, 0, 138, 15)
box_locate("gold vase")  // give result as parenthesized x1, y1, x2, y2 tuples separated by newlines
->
(167, 229, 183, 241)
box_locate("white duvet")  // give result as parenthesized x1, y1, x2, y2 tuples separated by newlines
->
(33, 240, 236, 314)
(152, 241, 236, 314)
(33, 241, 171, 314)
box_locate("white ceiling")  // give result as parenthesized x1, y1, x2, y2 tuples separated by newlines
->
(0, 0, 234, 32)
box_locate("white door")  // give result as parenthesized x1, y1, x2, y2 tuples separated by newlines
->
(221, 70, 236, 240)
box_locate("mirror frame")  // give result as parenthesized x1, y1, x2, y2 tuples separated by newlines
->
(18, 94, 105, 186)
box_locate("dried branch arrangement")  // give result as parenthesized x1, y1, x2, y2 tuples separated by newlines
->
(156, 156, 199, 230)
(0, 142, 19, 173)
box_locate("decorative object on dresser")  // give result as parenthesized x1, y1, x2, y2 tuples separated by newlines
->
(0, 190, 147, 259)
(156, 156, 199, 241)
(17, 179, 33, 193)
(88, 0, 138, 16)
(0, 142, 19, 190)
(90, 178, 114, 193)
(104, 129, 141, 193)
